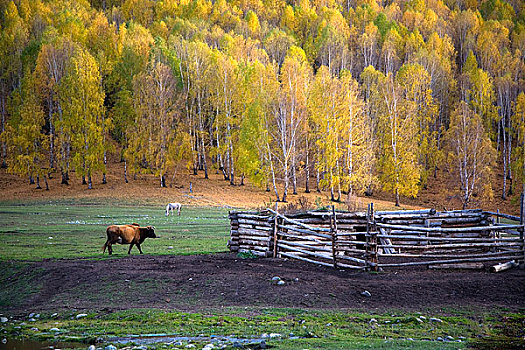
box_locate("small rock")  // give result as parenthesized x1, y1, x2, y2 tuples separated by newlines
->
(415, 317, 423, 323)
(76, 314, 88, 319)
(277, 280, 285, 286)
(20, 322, 26, 326)
(168, 246, 174, 249)
(269, 333, 281, 338)
(288, 333, 295, 337)
(34, 314, 40, 318)
(188, 278, 193, 281)
(185, 345, 195, 348)
(28, 313, 35, 318)
(203, 344, 214, 350)
(419, 316, 426, 320)
(29, 318, 36, 322)
(326, 323, 332, 327)
(407, 338, 414, 341)
(436, 337, 443, 341)
(51, 313, 58, 318)
(361, 290, 372, 297)
(30, 328, 39, 331)
(49, 328, 60, 332)
(2, 339, 7, 344)
(271, 276, 281, 281)
(88, 345, 96, 350)
(0, 317, 7, 323)
(132, 346, 147, 350)
(445, 336, 454, 341)
(48, 237, 53, 239)
(261, 333, 268, 338)
(105, 345, 117, 350)
(430, 318, 443, 323)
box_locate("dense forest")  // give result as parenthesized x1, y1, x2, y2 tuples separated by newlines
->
(0, 0, 524, 208)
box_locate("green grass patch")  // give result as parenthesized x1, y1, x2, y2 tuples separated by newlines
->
(0, 199, 231, 260)
(2, 308, 524, 349)
(0, 261, 44, 308)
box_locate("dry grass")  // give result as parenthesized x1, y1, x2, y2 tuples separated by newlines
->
(0, 158, 520, 214)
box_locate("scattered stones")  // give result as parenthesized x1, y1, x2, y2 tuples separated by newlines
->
(203, 343, 215, 350)
(88, 345, 96, 350)
(104, 345, 117, 350)
(49, 328, 60, 332)
(271, 276, 280, 281)
(419, 316, 426, 320)
(269, 333, 281, 338)
(168, 246, 174, 250)
(436, 337, 443, 341)
(132, 346, 147, 350)
(415, 317, 424, 323)
(28, 313, 35, 318)
(51, 313, 58, 318)
(0, 317, 8, 323)
(277, 280, 285, 286)
(185, 344, 195, 348)
(30, 328, 39, 331)
(76, 314, 88, 319)
(361, 290, 372, 297)
(407, 338, 414, 341)
(430, 318, 443, 323)
(29, 318, 36, 322)
(445, 335, 454, 341)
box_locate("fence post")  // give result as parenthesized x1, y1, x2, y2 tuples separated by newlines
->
(273, 202, 279, 258)
(330, 205, 338, 269)
(366, 203, 378, 271)
(370, 203, 378, 271)
(518, 191, 525, 268)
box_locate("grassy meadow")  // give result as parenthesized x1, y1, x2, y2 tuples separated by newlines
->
(1, 199, 524, 349)
(0, 199, 231, 260)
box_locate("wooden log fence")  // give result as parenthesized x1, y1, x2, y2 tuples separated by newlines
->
(228, 204, 525, 271)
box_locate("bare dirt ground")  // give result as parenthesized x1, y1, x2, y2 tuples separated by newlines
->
(4, 253, 524, 315)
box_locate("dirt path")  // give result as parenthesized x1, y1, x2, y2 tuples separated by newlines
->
(4, 253, 524, 314)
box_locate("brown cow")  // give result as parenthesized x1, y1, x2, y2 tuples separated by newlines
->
(103, 224, 156, 255)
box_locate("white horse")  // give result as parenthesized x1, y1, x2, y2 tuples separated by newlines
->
(166, 202, 182, 216)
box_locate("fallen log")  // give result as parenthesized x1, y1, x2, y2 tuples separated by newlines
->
(428, 263, 485, 270)
(490, 260, 519, 273)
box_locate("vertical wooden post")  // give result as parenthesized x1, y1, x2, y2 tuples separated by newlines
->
(370, 202, 378, 271)
(330, 205, 338, 269)
(517, 194, 525, 267)
(272, 202, 279, 258)
(365, 203, 370, 271)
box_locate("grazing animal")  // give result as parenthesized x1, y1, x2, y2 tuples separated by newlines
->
(165, 202, 182, 216)
(103, 224, 156, 255)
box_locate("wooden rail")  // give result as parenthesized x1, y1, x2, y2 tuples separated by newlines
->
(228, 204, 525, 271)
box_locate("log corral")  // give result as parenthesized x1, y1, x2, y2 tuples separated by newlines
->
(228, 205, 525, 272)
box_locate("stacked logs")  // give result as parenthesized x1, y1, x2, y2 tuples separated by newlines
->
(228, 210, 273, 257)
(227, 207, 525, 271)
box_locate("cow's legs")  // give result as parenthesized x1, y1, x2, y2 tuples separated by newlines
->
(128, 243, 134, 254)
(108, 243, 113, 255)
(136, 243, 144, 254)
